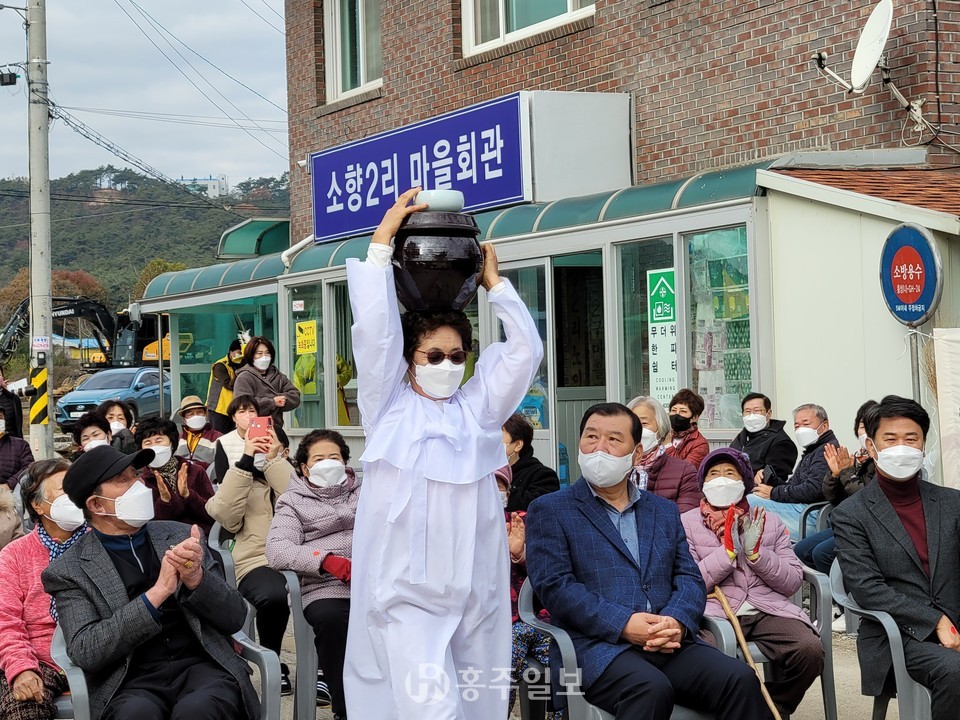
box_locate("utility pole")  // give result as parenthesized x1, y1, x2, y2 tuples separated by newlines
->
(26, 0, 53, 458)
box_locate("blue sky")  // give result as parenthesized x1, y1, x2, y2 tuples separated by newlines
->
(0, 0, 288, 188)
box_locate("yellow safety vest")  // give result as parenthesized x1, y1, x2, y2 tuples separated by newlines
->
(206, 355, 237, 415)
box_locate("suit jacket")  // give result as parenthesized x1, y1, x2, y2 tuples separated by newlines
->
(41, 521, 259, 720)
(525, 478, 706, 691)
(832, 479, 960, 695)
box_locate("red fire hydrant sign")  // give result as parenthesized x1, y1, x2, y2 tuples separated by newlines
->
(879, 223, 943, 327)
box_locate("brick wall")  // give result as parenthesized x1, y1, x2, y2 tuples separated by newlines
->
(285, 0, 959, 241)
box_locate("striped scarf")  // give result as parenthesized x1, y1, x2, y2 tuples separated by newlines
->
(37, 523, 87, 622)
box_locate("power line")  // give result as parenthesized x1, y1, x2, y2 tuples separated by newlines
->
(237, 0, 285, 34)
(46, 102, 246, 218)
(58, 106, 286, 124)
(58, 106, 287, 133)
(114, 0, 287, 159)
(256, 0, 285, 23)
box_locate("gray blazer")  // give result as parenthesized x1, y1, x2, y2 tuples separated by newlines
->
(41, 520, 259, 720)
(832, 479, 960, 695)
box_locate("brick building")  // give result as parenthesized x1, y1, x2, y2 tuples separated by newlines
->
(285, 0, 959, 241)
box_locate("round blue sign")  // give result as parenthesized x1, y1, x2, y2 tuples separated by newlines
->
(879, 223, 942, 327)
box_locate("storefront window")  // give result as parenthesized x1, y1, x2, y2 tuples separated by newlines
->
(499, 266, 549, 429)
(331, 282, 358, 426)
(175, 296, 276, 411)
(290, 284, 324, 429)
(618, 237, 675, 407)
(686, 225, 751, 429)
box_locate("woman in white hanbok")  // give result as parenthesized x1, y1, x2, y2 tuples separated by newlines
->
(343, 189, 543, 720)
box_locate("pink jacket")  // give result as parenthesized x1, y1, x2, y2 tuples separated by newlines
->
(680, 508, 813, 628)
(0, 530, 59, 682)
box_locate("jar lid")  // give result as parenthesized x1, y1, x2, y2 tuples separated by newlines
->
(398, 211, 479, 235)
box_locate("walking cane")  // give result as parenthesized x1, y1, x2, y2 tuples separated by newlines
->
(708, 585, 782, 720)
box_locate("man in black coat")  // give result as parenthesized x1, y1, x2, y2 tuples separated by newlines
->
(0, 407, 33, 489)
(747, 403, 838, 539)
(502, 412, 560, 512)
(730, 392, 798, 483)
(0, 367, 24, 439)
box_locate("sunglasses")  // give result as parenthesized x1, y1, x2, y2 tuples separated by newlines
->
(417, 349, 468, 365)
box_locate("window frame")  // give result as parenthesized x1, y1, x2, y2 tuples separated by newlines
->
(461, 0, 595, 57)
(324, 0, 383, 103)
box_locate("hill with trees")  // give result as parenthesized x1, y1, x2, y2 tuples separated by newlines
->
(0, 166, 290, 309)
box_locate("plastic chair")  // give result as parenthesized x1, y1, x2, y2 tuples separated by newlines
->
(708, 565, 838, 720)
(280, 570, 321, 720)
(50, 624, 282, 720)
(797, 501, 829, 540)
(208, 521, 256, 638)
(516, 579, 726, 720)
(829, 560, 933, 720)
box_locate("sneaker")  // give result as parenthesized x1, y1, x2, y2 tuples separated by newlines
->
(316, 675, 332, 707)
(280, 668, 293, 697)
(832, 613, 849, 633)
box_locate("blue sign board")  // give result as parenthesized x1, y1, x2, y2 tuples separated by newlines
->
(879, 223, 943, 327)
(311, 93, 528, 243)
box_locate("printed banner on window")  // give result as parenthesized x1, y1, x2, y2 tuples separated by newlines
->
(296, 320, 318, 355)
(647, 268, 678, 408)
(934, 328, 960, 490)
(310, 93, 529, 243)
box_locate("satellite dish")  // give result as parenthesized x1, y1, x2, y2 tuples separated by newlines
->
(850, 0, 893, 91)
(814, 0, 893, 94)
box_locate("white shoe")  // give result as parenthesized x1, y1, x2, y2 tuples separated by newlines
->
(831, 614, 848, 632)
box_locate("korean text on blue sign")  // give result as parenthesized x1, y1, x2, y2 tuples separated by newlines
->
(311, 93, 527, 243)
(879, 223, 943, 327)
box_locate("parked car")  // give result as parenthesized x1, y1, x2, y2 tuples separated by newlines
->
(55, 367, 172, 432)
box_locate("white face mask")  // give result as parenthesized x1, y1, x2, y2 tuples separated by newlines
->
(412, 359, 465, 399)
(578, 449, 635, 488)
(743, 414, 768, 433)
(499, 490, 508, 508)
(874, 444, 925, 480)
(253, 356, 272, 371)
(795, 424, 822, 448)
(185, 414, 207, 431)
(109, 420, 126, 434)
(859, 433, 869, 450)
(48, 495, 85, 532)
(702, 477, 746, 508)
(253, 452, 268, 471)
(147, 446, 172, 468)
(95, 481, 155, 528)
(83, 438, 110, 452)
(308, 459, 347, 488)
(0, 420, 6, 435)
(639, 428, 659, 455)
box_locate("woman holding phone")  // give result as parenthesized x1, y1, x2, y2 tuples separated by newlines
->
(343, 189, 544, 720)
(205, 424, 295, 694)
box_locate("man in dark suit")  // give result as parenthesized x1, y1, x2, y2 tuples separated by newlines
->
(526, 402, 771, 720)
(833, 395, 960, 720)
(42, 445, 259, 720)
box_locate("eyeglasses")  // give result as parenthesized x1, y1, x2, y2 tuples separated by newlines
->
(416, 349, 468, 365)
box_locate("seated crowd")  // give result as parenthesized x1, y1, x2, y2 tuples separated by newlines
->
(0, 386, 951, 719)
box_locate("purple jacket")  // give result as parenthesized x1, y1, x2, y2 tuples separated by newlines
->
(265, 469, 360, 607)
(680, 507, 813, 628)
(645, 452, 702, 513)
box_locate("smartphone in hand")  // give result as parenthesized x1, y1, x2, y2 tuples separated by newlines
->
(248, 416, 273, 440)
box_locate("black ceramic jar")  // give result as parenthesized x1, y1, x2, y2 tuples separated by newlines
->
(392, 211, 483, 311)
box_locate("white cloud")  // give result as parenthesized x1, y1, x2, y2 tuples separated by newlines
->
(0, 0, 288, 187)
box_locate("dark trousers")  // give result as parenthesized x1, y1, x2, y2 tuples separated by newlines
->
(585, 642, 772, 720)
(238, 565, 290, 659)
(304, 598, 350, 716)
(903, 637, 960, 720)
(102, 655, 242, 720)
(737, 612, 824, 714)
(0, 663, 69, 720)
(793, 528, 836, 574)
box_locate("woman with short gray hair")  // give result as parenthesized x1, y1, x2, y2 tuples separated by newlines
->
(0, 458, 87, 720)
(626, 396, 702, 512)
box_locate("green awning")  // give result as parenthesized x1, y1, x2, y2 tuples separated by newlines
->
(217, 218, 290, 259)
(143, 161, 772, 301)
